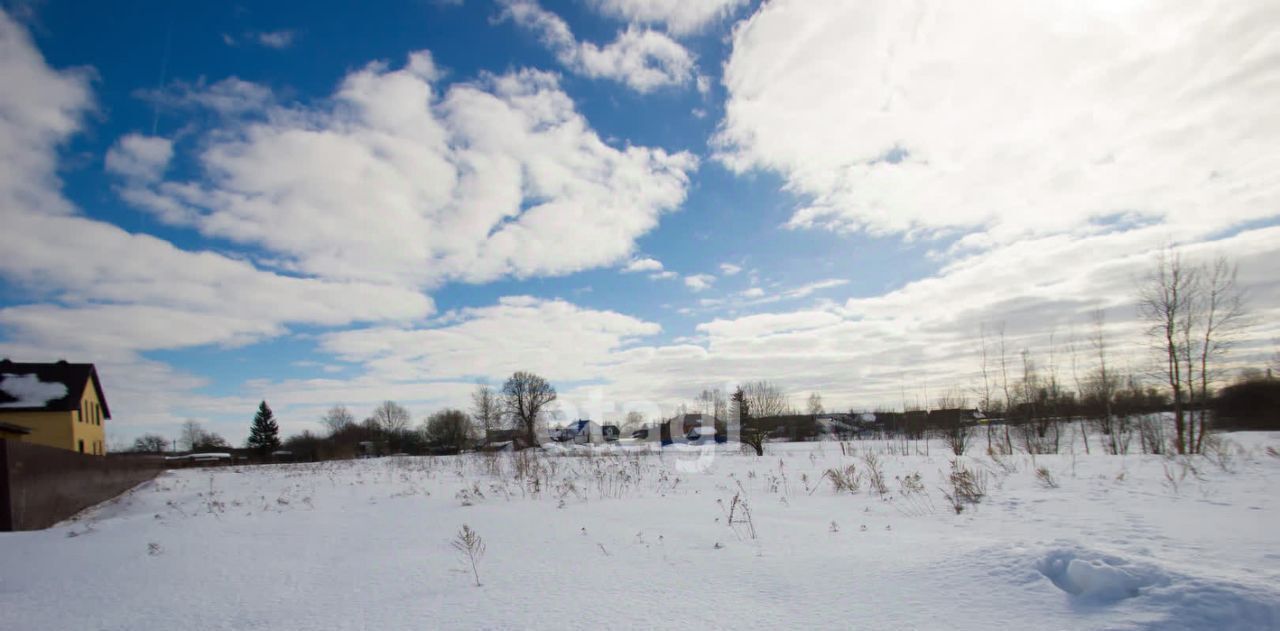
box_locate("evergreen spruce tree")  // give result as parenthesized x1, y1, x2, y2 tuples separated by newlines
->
(247, 400, 281, 455)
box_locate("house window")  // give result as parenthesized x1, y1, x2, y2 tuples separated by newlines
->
(78, 440, 85, 453)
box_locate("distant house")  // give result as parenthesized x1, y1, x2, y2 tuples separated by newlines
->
(741, 414, 820, 442)
(927, 408, 985, 426)
(483, 429, 536, 451)
(816, 414, 859, 438)
(562, 420, 605, 445)
(0, 360, 110, 455)
(658, 413, 725, 444)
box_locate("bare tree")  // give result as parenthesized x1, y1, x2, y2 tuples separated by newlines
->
(321, 404, 355, 435)
(996, 323, 1015, 454)
(470, 383, 502, 438)
(370, 401, 412, 435)
(131, 433, 169, 454)
(178, 420, 229, 452)
(1018, 349, 1040, 450)
(732, 386, 766, 456)
(976, 323, 997, 452)
(620, 410, 646, 434)
(423, 409, 474, 453)
(743, 380, 789, 418)
(1191, 257, 1246, 453)
(194, 431, 229, 450)
(807, 392, 824, 416)
(935, 389, 972, 456)
(1067, 327, 1091, 455)
(1138, 248, 1198, 454)
(1088, 311, 1124, 453)
(179, 419, 205, 451)
(696, 388, 727, 420)
(502, 371, 557, 447)
(934, 388, 968, 410)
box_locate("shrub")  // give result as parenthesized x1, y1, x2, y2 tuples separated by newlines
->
(451, 525, 485, 586)
(1034, 466, 1059, 489)
(940, 459, 987, 514)
(824, 464, 862, 494)
(863, 454, 888, 496)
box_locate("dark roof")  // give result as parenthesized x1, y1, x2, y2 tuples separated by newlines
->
(0, 421, 32, 435)
(0, 360, 110, 419)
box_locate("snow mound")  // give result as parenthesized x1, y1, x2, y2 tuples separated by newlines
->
(1036, 547, 1280, 629)
(1037, 550, 1156, 601)
(1064, 557, 1145, 600)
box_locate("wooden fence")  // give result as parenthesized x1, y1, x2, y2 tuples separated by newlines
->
(0, 439, 163, 531)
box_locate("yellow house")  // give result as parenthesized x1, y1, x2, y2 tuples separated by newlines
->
(0, 360, 110, 455)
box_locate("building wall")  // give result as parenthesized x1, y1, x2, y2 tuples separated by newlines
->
(0, 428, 29, 441)
(0, 411, 75, 452)
(74, 380, 107, 455)
(0, 382, 106, 455)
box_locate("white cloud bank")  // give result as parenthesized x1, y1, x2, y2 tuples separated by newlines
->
(496, 0, 696, 92)
(622, 257, 664, 273)
(0, 10, 428, 428)
(717, 0, 1280, 242)
(117, 53, 697, 287)
(6, 4, 1280, 440)
(104, 134, 173, 182)
(684, 274, 715, 291)
(586, 0, 749, 36)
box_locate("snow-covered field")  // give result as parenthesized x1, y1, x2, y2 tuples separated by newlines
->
(3, 432, 1280, 630)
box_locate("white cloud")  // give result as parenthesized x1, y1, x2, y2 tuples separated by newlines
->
(689, 278, 849, 313)
(8, 3, 1280, 441)
(137, 76, 275, 116)
(320, 296, 661, 384)
(695, 74, 711, 96)
(718, 262, 742, 276)
(717, 0, 1280, 242)
(497, 0, 695, 92)
(0, 9, 432, 433)
(623, 257, 664, 273)
(587, 0, 749, 35)
(228, 222, 1280, 428)
(255, 30, 296, 49)
(650, 270, 678, 280)
(684, 273, 715, 291)
(117, 55, 697, 287)
(785, 278, 847, 300)
(222, 30, 298, 49)
(104, 134, 172, 182)
(698, 310, 842, 340)
(0, 9, 92, 218)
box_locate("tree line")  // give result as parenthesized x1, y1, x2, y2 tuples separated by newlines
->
(127, 248, 1266, 460)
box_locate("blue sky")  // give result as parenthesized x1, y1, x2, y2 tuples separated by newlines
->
(2, 0, 1278, 445)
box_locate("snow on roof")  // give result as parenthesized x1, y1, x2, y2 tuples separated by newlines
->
(0, 373, 69, 409)
(0, 361, 110, 417)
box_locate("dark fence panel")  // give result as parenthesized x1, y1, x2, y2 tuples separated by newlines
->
(0, 439, 164, 531)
